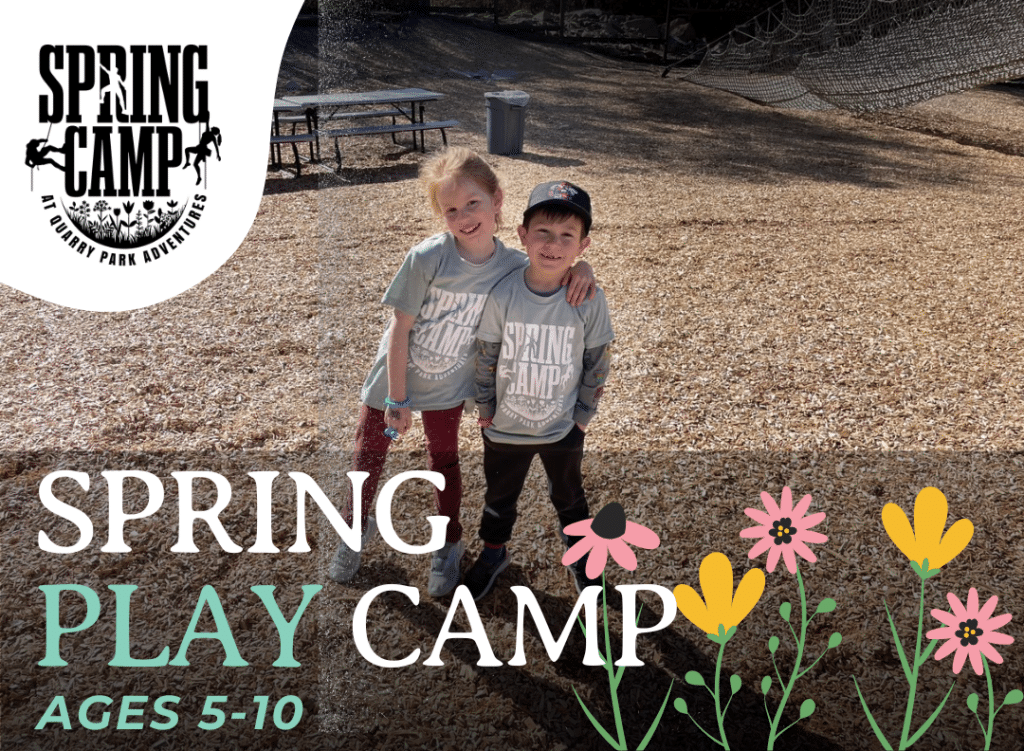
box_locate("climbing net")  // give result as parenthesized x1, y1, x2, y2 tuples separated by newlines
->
(674, 0, 1024, 111)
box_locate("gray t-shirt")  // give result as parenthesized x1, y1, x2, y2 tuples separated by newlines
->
(361, 232, 528, 412)
(476, 268, 614, 444)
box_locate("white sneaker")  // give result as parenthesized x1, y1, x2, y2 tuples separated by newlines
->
(328, 516, 377, 583)
(427, 540, 465, 597)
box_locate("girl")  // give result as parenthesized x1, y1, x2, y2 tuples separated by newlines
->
(330, 147, 595, 596)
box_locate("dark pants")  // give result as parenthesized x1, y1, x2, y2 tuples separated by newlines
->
(348, 403, 464, 543)
(479, 425, 590, 546)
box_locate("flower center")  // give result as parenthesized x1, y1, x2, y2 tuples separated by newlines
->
(771, 518, 796, 545)
(956, 619, 983, 646)
(591, 502, 627, 540)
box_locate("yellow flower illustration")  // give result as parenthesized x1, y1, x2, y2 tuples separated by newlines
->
(881, 487, 973, 578)
(674, 552, 765, 642)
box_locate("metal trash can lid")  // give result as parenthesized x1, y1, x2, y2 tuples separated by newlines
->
(484, 90, 530, 107)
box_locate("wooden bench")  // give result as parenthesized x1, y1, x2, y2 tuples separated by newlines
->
(320, 119, 459, 172)
(269, 132, 318, 176)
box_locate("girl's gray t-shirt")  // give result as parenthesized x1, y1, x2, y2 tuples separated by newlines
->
(476, 268, 614, 445)
(361, 232, 528, 412)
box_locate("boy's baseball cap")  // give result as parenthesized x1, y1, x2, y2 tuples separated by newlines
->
(524, 180, 592, 234)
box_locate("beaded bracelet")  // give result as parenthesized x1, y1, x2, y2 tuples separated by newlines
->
(383, 396, 411, 409)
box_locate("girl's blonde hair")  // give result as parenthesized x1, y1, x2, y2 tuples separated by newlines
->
(420, 146, 504, 229)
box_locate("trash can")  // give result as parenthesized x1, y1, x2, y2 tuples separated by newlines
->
(485, 90, 530, 155)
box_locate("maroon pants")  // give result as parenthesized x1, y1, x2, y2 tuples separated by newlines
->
(346, 403, 464, 543)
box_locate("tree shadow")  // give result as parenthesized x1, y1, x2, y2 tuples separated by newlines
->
(303, 12, 1005, 194)
(507, 153, 587, 169)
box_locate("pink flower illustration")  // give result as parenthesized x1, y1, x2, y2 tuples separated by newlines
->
(740, 487, 828, 574)
(926, 588, 1014, 675)
(562, 502, 660, 579)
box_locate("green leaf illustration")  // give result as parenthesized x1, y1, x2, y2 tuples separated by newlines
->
(761, 676, 772, 695)
(684, 671, 705, 687)
(816, 598, 837, 614)
(799, 699, 816, 719)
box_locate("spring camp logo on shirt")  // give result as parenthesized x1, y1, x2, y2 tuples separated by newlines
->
(28, 44, 215, 268)
(498, 321, 578, 427)
(409, 289, 489, 380)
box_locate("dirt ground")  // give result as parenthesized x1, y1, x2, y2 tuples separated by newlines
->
(4, 11, 1024, 751)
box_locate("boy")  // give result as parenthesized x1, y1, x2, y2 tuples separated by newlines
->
(466, 180, 614, 601)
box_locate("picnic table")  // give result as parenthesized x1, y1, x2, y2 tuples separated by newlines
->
(269, 88, 458, 175)
(270, 98, 317, 174)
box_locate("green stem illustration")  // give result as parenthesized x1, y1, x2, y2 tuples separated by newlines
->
(767, 566, 808, 749)
(574, 574, 674, 750)
(966, 654, 1024, 750)
(983, 655, 996, 750)
(713, 638, 730, 749)
(852, 561, 955, 750)
(763, 565, 839, 749)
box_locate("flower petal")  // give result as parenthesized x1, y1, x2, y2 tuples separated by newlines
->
(747, 536, 775, 561)
(946, 592, 968, 620)
(585, 543, 610, 579)
(623, 520, 660, 549)
(984, 613, 1013, 633)
(728, 567, 765, 629)
(800, 511, 827, 531)
(792, 493, 814, 520)
(966, 588, 980, 614)
(781, 545, 798, 575)
(791, 540, 818, 565)
(932, 638, 958, 660)
(779, 487, 794, 515)
(925, 624, 955, 639)
(760, 491, 781, 519)
(674, 584, 713, 635)
(882, 503, 920, 565)
(607, 538, 637, 571)
(985, 630, 1014, 646)
(978, 594, 1000, 622)
(952, 646, 968, 674)
(913, 487, 950, 554)
(979, 642, 1006, 665)
(744, 507, 773, 525)
(563, 518, 594, 537)
(799, 530, 829, 544)
(765, 544, 782, 573)
(967, 647, 984, 675)
(740, 524, 770, 539)
(930, 608, 960, 627)
(932, 518, 974, 569)
(561, 537, 596, 567)
(699, 552, 735, 624)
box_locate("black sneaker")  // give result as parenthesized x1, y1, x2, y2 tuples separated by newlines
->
(569, 558, 621, 611)
(465, 547, 511, 601)
(569, 559, 603, 594)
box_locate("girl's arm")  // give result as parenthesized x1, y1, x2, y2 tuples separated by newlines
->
(385, 309, 416, 437)
(561, 259, 597, 306)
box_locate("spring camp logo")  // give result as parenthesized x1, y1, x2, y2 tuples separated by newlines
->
(28, 45, 217, 267)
